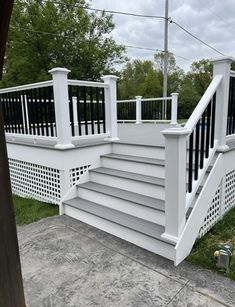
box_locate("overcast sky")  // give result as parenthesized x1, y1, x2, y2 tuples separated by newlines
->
(90, 0, 235, 72)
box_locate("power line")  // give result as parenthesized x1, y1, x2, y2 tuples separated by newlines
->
(170, 19, 226, 56)
(40, 1, 226, 57)
(11, 26, 191, 62)
(17, 2, 224, 59)
(41, 0, 166, 20)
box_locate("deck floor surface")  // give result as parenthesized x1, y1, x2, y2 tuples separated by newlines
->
(18, 215, 235, 307)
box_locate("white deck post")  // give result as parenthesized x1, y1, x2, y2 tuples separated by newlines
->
(135, 96, 142, 124)
(170, 93, 178, 125)
(49, 67, 74, 149)
(102, 75, 119, 141)
(161, 127, 190, 243)
(212, 57, 233, 152)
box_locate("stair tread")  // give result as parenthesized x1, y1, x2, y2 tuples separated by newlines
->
(90, 167, 165, 186)
(64, 197, 174, 245)
(102, 153, 165, 166)
(79, 182, 165, 211)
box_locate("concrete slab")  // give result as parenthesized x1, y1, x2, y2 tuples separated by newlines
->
(18, 216, 235, 307)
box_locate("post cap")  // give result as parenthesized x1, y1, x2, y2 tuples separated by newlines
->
(48, 67, 71, 75)
(162, 127, 191, 137)
(171, 93, 179, 96)
(135, 96, 142, 99)
(101, 75, 119, 82)
(211, 56, 235, 65)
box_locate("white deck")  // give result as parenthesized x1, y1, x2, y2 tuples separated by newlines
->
(117, 123, 174, 146)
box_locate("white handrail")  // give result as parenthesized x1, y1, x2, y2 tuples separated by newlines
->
(0, 80, 53, 93)
(117, 97, 172, 103)
(185, 74, 223, 131)
(68, 79, 109, 88)
(230, 70, 235, 78)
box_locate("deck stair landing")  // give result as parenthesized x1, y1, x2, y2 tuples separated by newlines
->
(62, 144, 177, 261)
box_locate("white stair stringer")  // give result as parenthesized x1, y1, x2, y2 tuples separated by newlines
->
(175, 154, 223, 265)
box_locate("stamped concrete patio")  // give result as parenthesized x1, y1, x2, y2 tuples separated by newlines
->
(18, 215, 235, 307)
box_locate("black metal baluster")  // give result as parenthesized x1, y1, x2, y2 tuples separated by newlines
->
(82, 87, 88, 135)
(34, 88, 41, 135)
(68, 86, 75, 137)
(17, 91, 23, 134)
(39, 87, 45, 136)
(188, 132, 194, 193)
(211, 94, 216, 148)
(15, 91, 23, 134)
(47, 86, 54, 136)
(75, 86, 82, 136)
(10, 92, 15, 133)
(90, 87, 95, 134)
(101, 88, 106, 133)
(11, 91, 17, 133)
(231, 78, 235, 134)
(205, 101, 211, 158)
(1, 94, 7, 132)
(200, 113, 206, 169)
(96, 88, 100, 134)
(29, 89, 36, 135)
(7, 92, 12, 133)
(227, 77, 233, 135)
(14, 91, 21, 134)
(194, 122, 200, 180)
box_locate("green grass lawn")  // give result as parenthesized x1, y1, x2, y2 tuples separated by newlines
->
(13, 195, 59, 225)
(188, 207, 235, 280)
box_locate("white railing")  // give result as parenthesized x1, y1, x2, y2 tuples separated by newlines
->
(117, 93, 178, 124)
(0, 68, 119, 148)
(0, 80, 53, 93)
(226, 70, 235, 139)
(162, 57, 233, 245)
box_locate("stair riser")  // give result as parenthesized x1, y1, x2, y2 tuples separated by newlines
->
(90, 172, 165, 199)
(112, 143, 165, 159)
(77, 187, 165, 225)
(63, 205, 175, 261)
(101, 157, 165, 178)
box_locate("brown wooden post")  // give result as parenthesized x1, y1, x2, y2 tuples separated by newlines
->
(0, 1, 26, 306)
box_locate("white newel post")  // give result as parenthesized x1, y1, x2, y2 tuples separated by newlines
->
(170, 93, 178, 125)
(102, 75, 119, 141)
(212, 57, 233, 152)
(49, 67, 74, 149)
(161, 128, 189, 243)
(135, 96, 142, 124)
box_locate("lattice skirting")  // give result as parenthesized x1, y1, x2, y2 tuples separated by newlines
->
(199, 169, 235, 237)
(9, 158, 90, 204)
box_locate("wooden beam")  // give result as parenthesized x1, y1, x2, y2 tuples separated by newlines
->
(0, 1, 26, 306)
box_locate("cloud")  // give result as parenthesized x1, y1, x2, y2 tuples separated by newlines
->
(90, 0, 235, 71)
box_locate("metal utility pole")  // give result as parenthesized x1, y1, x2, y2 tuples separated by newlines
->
(0, 0, 26, 306)
(163, 0, 169, 119)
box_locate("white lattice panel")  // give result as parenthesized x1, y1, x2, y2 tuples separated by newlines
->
(9, 158, 61, 204)
(69, 165, 91, 187)
(224, 170, 235, 213)
(199, 183, 221, 237)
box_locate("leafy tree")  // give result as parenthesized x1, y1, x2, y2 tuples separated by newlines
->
(118, 53, 184, 99)
(118, 60, 162, 99)
(187, 59, 212, 96)
(178, 59, 212, 119)
(178, 76, 201, 119)
(1, 0, 126, 87)
(154, 52, 184, 95)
